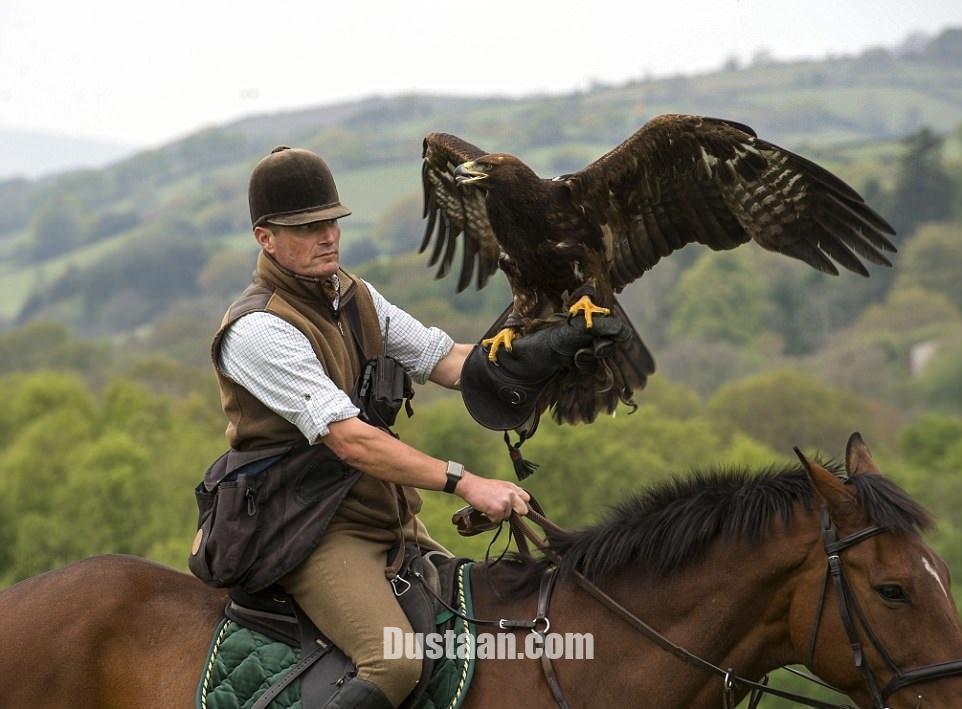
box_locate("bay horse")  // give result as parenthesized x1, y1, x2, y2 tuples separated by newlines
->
(2, 434, 962, 708)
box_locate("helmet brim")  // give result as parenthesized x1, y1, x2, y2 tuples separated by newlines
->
(257, 202, 352, 227)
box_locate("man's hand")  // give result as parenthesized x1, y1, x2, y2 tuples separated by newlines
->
(454, 472, 530, 522)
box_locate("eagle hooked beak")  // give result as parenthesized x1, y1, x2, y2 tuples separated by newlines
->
(454, 161, 488, 185)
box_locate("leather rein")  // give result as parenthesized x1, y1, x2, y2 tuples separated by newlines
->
(499, 506, 962, 709)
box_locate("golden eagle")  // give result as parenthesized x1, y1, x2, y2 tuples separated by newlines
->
(420, 114, 896, 429)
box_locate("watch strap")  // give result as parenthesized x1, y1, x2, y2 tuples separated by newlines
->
(443, 460, 464, 494)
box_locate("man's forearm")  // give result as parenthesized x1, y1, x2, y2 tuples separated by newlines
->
(323, 415, 530, 520)
(323, 416, 450, 489)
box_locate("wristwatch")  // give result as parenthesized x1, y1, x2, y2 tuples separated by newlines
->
(443, 460, 465, 494)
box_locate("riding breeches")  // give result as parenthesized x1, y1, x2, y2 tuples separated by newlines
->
(279, 513, 448, 708)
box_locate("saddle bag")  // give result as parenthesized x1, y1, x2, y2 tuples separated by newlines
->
(189, 443, 361, 592)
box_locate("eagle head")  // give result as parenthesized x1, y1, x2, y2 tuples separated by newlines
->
(454, 154, 536, 190)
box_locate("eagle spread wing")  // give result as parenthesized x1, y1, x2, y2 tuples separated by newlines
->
(419, 115, 896, 431)
(567, 114, 896, 290)
(421, 115, 896, 294)
(420, 133, 501, 291)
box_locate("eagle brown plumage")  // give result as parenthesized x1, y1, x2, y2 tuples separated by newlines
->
(420, 114, 896, 431)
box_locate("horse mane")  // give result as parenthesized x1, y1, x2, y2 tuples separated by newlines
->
(503, 463, 933, 593)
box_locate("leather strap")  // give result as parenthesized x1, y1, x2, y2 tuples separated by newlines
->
(408, 561, 539, 631)
(825, 554, 886, 707)
(569, 569, 853, 708)
(533, 567, 571, 709)
(461, 501, 962, 708)
(883, 659, 962, 697)
(510, 509, 856, 709)
(823, 525, 962, 706)
(746, 674, 769, 709)
(250, 641, 330, 709)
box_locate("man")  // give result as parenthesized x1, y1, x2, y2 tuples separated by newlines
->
(211, 146, 622, 709)
(212, 146, 530, 709)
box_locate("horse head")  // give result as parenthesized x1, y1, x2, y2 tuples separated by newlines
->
(793, 433, 962, 708)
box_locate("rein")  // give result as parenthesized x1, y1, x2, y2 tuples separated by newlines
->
(513, 509, 854, 709)
(441, 501, 962, 707)
(519, 503, 962, 708)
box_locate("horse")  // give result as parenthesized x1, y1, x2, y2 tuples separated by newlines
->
(2, 433, 962, 708)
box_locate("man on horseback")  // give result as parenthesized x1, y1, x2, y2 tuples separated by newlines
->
(206, 146, 613, 709)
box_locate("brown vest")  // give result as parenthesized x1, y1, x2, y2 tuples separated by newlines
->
(212, 251, 383, 451)
(211, 251, 422, 533)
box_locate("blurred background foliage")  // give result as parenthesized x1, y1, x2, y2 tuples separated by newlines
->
(1, 29, 962, 706)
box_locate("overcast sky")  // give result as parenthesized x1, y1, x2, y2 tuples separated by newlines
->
(2, 0, 961, 148)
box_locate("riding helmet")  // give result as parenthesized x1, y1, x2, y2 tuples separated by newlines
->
(248, 146, 351, 227)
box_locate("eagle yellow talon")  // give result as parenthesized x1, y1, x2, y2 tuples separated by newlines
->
(568, 295, 610, 329)
(481, 328, 518, 362)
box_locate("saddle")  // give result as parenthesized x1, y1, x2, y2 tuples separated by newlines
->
(221, 545, 466, 709)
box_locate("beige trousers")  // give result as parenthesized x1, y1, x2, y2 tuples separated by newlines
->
(280, 513, 448, 708)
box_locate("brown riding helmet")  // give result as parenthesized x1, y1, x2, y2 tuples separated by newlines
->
(248, 146, 352, 227)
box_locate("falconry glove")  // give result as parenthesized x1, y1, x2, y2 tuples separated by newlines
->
(460, 315, 628, 431)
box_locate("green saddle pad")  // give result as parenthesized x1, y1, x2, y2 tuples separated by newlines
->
(197, 562, 477, 709)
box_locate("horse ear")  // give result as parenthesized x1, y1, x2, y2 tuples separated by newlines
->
(794, 446, 860, 524)
(845, 432, 881, 477)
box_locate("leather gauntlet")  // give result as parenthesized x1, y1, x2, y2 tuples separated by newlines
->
(460, 316, 627, 430)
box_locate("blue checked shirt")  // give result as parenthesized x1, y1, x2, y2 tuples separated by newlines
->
(219, 276, 454, 442)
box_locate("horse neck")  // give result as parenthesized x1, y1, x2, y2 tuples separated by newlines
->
(470, 509, 821, 708)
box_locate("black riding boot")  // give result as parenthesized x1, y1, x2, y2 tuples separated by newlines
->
(323, 677, 394, 709)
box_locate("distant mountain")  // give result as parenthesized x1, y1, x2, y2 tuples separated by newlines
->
(0, 129, 136, 180)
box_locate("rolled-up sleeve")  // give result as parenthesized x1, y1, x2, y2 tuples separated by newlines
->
(219, 312, 360, 441)
(364, 280, 454, 384)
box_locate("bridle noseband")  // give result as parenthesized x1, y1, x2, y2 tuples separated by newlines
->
(807, 507, 962, 708)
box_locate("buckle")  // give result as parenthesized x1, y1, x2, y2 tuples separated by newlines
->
(530, 616, 551, 636)
(391, 575, 411, 597)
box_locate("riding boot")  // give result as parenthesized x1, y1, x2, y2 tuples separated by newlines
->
(322, 677, 394, 709)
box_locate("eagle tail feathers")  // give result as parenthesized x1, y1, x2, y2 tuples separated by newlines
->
(543, 297, 654, 427)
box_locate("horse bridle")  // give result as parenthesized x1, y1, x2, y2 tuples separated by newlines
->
(805, 506, 962, 708)
(508, 507, 962, 709)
